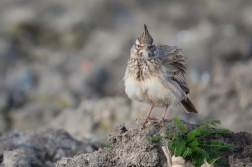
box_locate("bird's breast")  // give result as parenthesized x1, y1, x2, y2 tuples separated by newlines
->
(125, 75, 178, 107)
(124, 58, 181, 107)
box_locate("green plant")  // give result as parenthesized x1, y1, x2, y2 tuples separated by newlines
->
(105, 143, 113, 148)
(151, 117, 234, 167)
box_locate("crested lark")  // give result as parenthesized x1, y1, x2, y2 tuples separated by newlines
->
(124, 24, 198, 125)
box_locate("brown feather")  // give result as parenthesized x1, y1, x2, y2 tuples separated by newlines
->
(172, 62, 186, 74)
(158, 45, 190, 94)
(138, 24, 153, 44)
(181, 98, 198, 113)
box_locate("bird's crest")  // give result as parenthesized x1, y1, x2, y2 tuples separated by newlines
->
(138, 24, 153, 44)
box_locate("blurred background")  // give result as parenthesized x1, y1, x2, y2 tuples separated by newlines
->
(0, 0, 252, 143)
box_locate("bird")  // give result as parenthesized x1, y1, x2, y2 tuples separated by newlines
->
(124, 24, 198, 125)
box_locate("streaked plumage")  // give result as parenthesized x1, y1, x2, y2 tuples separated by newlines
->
(124, 24, 197, 124)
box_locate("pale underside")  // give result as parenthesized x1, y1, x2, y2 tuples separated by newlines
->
(125, 75, 182, 107)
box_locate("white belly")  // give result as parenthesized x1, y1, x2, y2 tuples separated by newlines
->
(125, 76, 180, 107)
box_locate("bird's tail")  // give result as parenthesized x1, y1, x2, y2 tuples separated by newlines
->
(181, 97, 198, 113)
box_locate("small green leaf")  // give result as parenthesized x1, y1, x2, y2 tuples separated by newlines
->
(175, 138, 186, 156)
(187, 128, 202, 141)
(188, 140, 199, 148)
(163, 118, 233, 167)
(105, 143, 112, 148)
(150, 135, 168, 142)
(168, 142, 174, 154)
(173, 117, 186, 134)
(183, 147, 192, 156)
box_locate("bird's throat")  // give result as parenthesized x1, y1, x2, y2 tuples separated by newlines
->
(142, 50, 149, 59)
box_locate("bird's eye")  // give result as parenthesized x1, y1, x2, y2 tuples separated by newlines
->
(136, 44, 141, 49)
(149, 45, 154, 49)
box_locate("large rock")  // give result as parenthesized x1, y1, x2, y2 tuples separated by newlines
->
(56, 119, 252, 167)
(0, 130, 101, 167)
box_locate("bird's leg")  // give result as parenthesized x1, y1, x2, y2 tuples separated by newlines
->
(156, 105, 169, 125)
(142, 106, 156, 124)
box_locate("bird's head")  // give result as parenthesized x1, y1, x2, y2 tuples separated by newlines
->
(131, 24, 156, 59)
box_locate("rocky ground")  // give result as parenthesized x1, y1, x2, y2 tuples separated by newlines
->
(0, 119, 251, 167)
(55, 119, 252, 167)
(0, 129, 103, 167)
(0, 0, 252, 166)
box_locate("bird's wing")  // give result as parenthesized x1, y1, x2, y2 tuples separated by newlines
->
(157, 45, 190, 94)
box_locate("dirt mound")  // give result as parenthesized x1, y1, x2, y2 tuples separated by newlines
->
(56, 119, 252, 167)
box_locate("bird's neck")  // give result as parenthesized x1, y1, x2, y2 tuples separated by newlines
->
(127, 57, 160, 81)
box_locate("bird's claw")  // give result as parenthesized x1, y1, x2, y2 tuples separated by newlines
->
(141, 117, 159, 125)
(142, 117, 165, 126)
(154, 118, 164, 126)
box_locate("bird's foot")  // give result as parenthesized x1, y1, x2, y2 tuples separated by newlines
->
(141, 117, 159, 125)
(154, 118, 164, 126)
